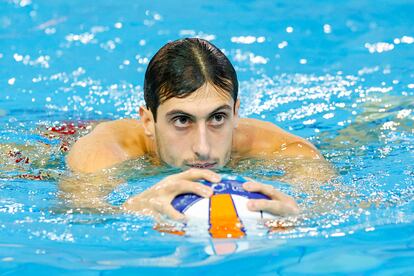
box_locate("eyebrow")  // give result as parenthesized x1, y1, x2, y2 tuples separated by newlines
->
(165, 104, 233, 119)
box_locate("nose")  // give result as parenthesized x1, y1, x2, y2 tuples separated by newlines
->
(192, 123, 211, 160)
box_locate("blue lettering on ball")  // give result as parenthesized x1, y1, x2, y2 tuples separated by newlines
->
(211, 183, 226, 192)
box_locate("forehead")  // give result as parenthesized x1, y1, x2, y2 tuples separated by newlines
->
(158, 83, 234, 116)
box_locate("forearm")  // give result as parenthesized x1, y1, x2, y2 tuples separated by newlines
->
(242, 156, 339, 214)
(278, 158, 337, 186)
(58, 172, 124, 213)
(276, 158, 373, 215)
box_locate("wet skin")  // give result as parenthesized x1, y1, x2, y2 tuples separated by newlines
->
(67, 83, 334, 220)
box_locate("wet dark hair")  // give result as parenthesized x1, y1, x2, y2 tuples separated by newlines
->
(144, 38, 238, 120)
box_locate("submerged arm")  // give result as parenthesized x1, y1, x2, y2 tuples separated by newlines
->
(266, 144, 372, 215)
(58, 171, 124, 213)
(242, 140, 340, 215)
(235, 118, 336, 185)
(276, 141, 337, 185)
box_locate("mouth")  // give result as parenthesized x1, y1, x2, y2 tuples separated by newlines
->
(186, 162, 217, 169)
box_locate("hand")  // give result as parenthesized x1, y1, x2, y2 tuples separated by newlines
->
(242, 181, 300, 216)
(121, 168, 220, 221)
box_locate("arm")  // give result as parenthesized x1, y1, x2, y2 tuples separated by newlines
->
(263, 142, 346, 215)
(61, 119, 146, 212)
(276, 141, 337, 185)
(58, 171, 123, 213)
(235, 118, 336, 185)
(58, 168, 221, 220)
(66, 119, 146, 173)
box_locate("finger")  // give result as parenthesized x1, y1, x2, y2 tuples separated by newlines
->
(153, 200, 186, 222)
(176, 168, 221, 183)
(243, 181, 295, 203)
(172, 180, 213, 198)
(247, 199, 300, 216)
(121, 198, 160, 218)
(244, 181, 298, 210)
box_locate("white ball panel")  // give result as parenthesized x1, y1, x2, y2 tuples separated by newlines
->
(231, 195, 262, 220)
(184, 198, 209, 220)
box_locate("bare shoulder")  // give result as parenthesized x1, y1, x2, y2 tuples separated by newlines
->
(67, 119, 148, 173)
(95, 118, 143, 132)
(234, 118, 322, 159)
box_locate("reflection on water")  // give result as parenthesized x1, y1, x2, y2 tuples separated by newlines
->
(0, 0, 413, 272)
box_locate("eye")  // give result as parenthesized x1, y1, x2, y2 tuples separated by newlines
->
(209, 113, 227, 126)
(172, 116, 191, 128)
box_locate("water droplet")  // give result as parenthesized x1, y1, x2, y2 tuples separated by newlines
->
(323, 24, 332, 34)
(286, 26, 294, 33)
(278, 41, 288, 49)
(8, 78, 16, 85)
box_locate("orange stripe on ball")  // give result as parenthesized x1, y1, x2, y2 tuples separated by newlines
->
(209, 194, 245, 239)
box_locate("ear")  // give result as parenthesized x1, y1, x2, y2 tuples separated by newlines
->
(233, 99, 240, 128)
(139, 106, 155, 139)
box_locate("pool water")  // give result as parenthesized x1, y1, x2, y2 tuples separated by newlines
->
(1, 0, 413, 274)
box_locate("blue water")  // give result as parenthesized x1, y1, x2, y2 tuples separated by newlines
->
(1, 0, 414, 274)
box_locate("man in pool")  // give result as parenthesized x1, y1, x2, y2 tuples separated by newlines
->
(67, 38, 335, 221)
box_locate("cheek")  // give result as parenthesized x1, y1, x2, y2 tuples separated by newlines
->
(211, 128, 233, 165)
(156, 126, 189, 155)
(212, 126, 234, 149)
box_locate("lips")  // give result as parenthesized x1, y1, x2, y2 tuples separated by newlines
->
(187, 162, 217, 169)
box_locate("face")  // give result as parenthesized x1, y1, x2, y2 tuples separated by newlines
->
(141, 83, 240, 170)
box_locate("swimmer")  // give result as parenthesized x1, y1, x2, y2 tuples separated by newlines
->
(65, 38, 336, 220)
